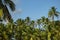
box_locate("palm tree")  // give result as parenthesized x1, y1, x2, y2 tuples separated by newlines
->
(0, 0, 15, 22)
(37, 19, 41, 29)
(48, 7, 59, 21)
(40, 16, 46, 30)
(41, 16, 45, 23)
(25, 17, 30, 25)
(30, 20, 35, 28)
(48, 7, 60, 40)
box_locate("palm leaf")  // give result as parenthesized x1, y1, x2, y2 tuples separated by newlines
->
(3, 5, 12, 22)
(4, 0, 15, 11)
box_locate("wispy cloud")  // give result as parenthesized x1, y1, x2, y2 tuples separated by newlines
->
(12, 0, 22, 13)
(13, 9, 22, 13)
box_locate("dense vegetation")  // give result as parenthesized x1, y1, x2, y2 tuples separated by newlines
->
(0, 9, 60, 40)
(0, 0, 60, 40)
(0, 17, 60, 40)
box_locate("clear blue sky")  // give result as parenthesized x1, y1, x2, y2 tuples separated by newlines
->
(11, 0, 60, 21)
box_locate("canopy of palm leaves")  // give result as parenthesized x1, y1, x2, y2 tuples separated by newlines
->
(0, 0, 15, 22)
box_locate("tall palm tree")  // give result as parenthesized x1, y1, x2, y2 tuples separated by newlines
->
(48, 7, 60, 40)
(0, 0, 15, 22)
(48, 7, 59, 21)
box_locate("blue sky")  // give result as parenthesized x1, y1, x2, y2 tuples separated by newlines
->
(11, 0, 60, 21)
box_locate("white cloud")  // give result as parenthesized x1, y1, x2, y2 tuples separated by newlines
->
(12, 0, 22, 13)
(13, 9, 22, 13)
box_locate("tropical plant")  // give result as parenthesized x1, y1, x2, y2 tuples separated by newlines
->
(0, 0, 15, 22)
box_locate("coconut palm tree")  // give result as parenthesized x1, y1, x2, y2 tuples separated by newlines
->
(48, 7, 60, 40)
(48, 7, 60, 27)
(48, 7, 59, 21)
(25, 17, 30, 25)
(30, 20, 35, 28)
(0, 0, 15, 22)
(37, 19, 41, 29)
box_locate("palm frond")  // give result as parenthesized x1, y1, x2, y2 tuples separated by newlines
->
(4, 0, 15, 11)
(48, 10, 52, 18)
(3, 5, 12, 22)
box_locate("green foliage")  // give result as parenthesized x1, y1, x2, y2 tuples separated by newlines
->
(0, 4, 60, 40)
(0, 16, 60, 40)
